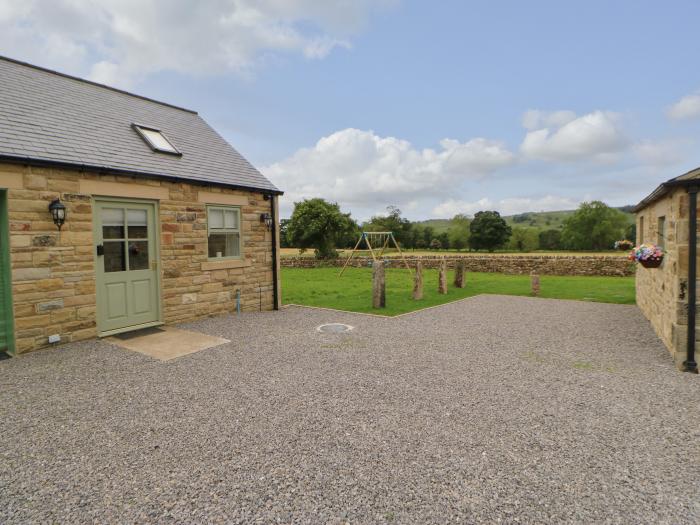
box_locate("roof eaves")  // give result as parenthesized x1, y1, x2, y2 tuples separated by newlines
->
(633, 175, 700, 212)
(0, 154, 283, 196)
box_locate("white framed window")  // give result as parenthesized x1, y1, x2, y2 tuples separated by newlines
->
(207, 205, 241, 259)
(132, 123, 181, 155)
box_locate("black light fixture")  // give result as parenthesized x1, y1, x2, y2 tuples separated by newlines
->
(48, 198, 66, 231)
(260, 212, 273, 231)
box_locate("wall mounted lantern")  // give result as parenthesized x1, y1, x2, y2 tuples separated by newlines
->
(48, 198, 66, 231)
(260, 212, 273, 231)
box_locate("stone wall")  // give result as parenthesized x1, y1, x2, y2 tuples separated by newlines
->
(1, 162, 278, 354)
(635, 188, 698, 367)
(282, 254, 634, 277)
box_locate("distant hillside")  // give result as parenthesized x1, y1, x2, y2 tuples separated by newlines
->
(416, 207, 634, 233)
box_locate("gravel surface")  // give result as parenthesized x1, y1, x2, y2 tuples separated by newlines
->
(1, 295, 698, 524)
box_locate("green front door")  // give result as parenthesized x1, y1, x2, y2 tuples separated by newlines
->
(94, 199, 160, 335)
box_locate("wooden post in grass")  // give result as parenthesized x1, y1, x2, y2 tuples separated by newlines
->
(373, 260, 386, 308)
(531, 272, 540, 296)
(454, 259, 466, 288)
(438, 258, 448, 294)
(413, 260, 424, 300)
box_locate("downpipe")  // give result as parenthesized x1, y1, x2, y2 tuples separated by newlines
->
(269, 193, 279, 310)
(684, 187, 698, 372)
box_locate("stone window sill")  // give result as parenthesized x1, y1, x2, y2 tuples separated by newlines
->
(201, 258, 252, 271)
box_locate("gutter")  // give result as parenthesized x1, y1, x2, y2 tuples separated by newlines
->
(0, 154, 284, 196)
(684, 186, 698, 372)
(270, 194, 280, 311)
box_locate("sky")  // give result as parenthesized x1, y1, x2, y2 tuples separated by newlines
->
(2, 0, 700, 221)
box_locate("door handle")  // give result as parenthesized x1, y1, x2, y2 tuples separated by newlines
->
(96, 245, 104, 256)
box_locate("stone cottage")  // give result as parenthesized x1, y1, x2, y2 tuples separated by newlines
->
(0, 56, 282, 356)
(634, 166, 699, 372)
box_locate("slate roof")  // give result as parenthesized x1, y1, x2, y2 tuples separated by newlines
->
(633, 166, 700, 212)
(0, 56, 281, 194)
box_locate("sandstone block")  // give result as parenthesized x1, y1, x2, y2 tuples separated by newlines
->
(438, 259, 448, 294)
(372, 261, 386, 308)
(13, 267, 50, 281)
(24, 174, 47, 190)
(36, 299, 64, 313)
(413, 261, 423, 300)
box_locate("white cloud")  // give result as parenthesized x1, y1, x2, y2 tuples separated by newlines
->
(522, 109, 576, 130)
(520, 110, 627, 162)
(633, 139, 687, 166)
(667, 91, 700, 120)
(432, 195, 580, 218)
(264, 128, 515, 218)
(0, 0, 394, 87)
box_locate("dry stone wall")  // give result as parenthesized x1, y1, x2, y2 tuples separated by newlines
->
(282, 254, 634, 277)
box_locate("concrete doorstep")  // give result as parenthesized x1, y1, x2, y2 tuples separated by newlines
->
(107, 326, 230, 361)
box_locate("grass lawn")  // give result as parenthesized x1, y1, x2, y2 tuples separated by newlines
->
(280, 248, 628, 258)
(282, 267, 636, 316)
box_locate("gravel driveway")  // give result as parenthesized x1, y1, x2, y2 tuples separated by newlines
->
(1, 295, 698, 523)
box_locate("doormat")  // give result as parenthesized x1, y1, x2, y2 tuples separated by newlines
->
(107, 326, 230, 361)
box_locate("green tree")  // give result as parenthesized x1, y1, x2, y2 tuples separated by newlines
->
(508, 227, 539, 252)
(512, 213, 531, 224)
(624, 223, 637, 243)
(429, 238, 442, 250)
(279, 218, 291, 248)
(408, 225, 423, 250)
(286, 198, 357, 259)
(437, 232, 450, 250)
(363, 205, 413, 247)
(422, 226, 435, 248)
(469, 211, 512, 251)
(539, 229, 562, 250)
(561, 201, 629, 250)
(448, 214, 470, 251)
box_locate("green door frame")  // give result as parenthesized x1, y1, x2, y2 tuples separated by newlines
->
(0, 190, 15, 355)
(92, 196, 163, 336)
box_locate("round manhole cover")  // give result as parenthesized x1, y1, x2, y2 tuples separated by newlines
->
(317, 323, 354, 333)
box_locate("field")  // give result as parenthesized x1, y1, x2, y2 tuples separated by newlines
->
(282, 267, 636, 316)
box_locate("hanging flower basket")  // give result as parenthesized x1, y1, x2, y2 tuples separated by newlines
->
(614, 239, 634, 251)
(629, 244, 664, 268)
(640, 257, 663, 268)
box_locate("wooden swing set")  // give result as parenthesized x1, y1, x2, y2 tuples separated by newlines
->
(338, 231, 411, 276)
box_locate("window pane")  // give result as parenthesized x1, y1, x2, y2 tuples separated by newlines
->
(208, 233, 240, 258)
(102, 208, 124, 239)
(128, 241, 149, 270)
(103, 241, 126, 272)
(209, 209, 224, 229)
(224, 210, 238, 229)
(140, 128, 178, 153)
(227, 232, 240, 257)
(127, 209, 148, 239)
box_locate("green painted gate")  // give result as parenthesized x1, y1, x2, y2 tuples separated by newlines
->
(94, 199, 161, 335)
(0, 190, 14, 354)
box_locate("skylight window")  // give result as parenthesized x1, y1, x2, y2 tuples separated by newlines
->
(132, 124, 181, 155)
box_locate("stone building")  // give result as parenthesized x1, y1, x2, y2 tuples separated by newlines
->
(634, 167, 699, 372)
(0, 57, 282, 355)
